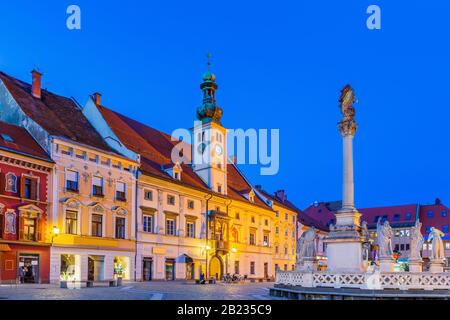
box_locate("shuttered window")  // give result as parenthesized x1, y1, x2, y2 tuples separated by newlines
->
(66, 170, 79, 191)
(116, 182, 126, 201)
(21, 177, 38, 200)
(92, 176, 104, 196)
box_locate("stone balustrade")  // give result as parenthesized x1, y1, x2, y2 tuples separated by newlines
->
(276, 270, 450, 291)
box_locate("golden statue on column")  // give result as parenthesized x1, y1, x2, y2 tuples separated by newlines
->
(338, 84, 358, 137)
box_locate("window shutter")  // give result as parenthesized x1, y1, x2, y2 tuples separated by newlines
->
(18, 216, 24, 240)
(30, 179, 38, 200)
(20, 176, 25, 198)
(0, 172, 5, 194)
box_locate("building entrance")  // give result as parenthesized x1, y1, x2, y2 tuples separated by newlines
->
(209, 256, 223, 280)
(19, 254, 39, 284)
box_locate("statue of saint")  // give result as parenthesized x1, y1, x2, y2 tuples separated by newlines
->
(361, 221, 370, 239)
(409, 219, 424, 261)
(361, 221, 371, 262)
(428, 227, 445, 261)
(338, 84, 358, 136)
(339, 84, 356, 120)
(296, 227, 317, 265)
(376, 218, 393, 259)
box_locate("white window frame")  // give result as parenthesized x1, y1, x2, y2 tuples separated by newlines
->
(113, 215, 128, 239)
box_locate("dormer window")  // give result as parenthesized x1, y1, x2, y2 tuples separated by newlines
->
(248, 190, 255, 203)
(167, 162, 182, 181)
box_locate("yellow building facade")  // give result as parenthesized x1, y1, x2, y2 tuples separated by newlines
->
(49, 137, 139, 283)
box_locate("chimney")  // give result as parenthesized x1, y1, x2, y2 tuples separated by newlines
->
(275, 190, 287, 203)
(31, 69, 42, 99)
(255, 185, 262, 191)
(93, 92, 102, 105)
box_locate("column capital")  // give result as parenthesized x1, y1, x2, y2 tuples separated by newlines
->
(338, 119, 357, 137)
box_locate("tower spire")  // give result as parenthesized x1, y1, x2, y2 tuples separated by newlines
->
(196, 53, 223, 124)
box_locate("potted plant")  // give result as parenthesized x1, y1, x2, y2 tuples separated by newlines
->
(60, 272, 71, 288)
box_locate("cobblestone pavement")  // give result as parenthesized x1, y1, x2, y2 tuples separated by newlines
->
(0, 281, 277, 300)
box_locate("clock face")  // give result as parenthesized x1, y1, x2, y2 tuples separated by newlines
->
(198, 143, 207, 154)
(215, 144, 223, 156)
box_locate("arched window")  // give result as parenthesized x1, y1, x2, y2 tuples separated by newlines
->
(231, 227, 239, 243)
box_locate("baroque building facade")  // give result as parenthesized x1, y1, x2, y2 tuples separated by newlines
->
(0, 67, 313, 283)
(0, 121, 53, 283)
(0, 71, 139, 283)
(84, 70, 279, 280)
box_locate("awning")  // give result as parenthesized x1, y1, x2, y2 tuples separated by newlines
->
(0, 244, 11, 251)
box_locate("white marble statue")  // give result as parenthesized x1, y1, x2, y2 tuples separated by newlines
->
(361, 221, 370, 239)
(409, 219, 424, 261)
(376, 218, 393, 259)
(429, 227, 445, 261)
(296, 227, 317, 263)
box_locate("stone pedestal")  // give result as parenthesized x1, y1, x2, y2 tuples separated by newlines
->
(408, 260, 422, 273)
(378, 257, 394, 273)
(324, 209, 366, 273)
(297, 257, 318, 272)
(429, 259, 444, 273)
(303, 257, 318, 272)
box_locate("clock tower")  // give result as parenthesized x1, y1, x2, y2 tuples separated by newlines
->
(192, 63, 227, 195)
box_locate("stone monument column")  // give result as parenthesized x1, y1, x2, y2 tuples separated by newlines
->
(324, 85, 367, 273)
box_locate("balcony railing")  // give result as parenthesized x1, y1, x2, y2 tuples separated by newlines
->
(212, 240, 230, 252)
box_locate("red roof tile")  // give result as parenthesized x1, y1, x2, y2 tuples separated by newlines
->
(0, 121, 51, 161)
(96, 104, 271, 209)
(0, 71, 114, 153)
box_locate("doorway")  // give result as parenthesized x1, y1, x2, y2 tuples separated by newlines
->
(209, 256, 223, 280)
(165, 259, 175, 281)
(18, 254, 39, 284)
(264, 262, 269, 279)
(186, 263, 195, 280)
(88, 255, 105, 281)
(143, 257, 153, 281)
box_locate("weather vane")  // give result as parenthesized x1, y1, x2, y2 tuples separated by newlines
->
(207, 52, 212, 71)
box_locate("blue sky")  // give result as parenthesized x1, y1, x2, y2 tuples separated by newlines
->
(0, 0, 448, 209)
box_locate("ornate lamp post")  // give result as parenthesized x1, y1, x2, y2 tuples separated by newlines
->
(324, 85, 368, 273)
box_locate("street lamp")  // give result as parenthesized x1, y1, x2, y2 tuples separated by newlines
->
(52, 226, 60, 243)
(204, 245, 211, 279)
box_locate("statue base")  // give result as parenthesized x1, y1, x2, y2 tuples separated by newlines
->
(408, 260, 422, 273)
(429, 259, 444, 273)
(296, 257, 318, 272)
(324, 209, 366, 273)
(378, 257, 395, 273)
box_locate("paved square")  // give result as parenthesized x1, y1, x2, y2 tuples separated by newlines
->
(0, 281, 277, 300)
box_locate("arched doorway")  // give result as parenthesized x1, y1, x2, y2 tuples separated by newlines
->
(209, 256, 223, 280)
